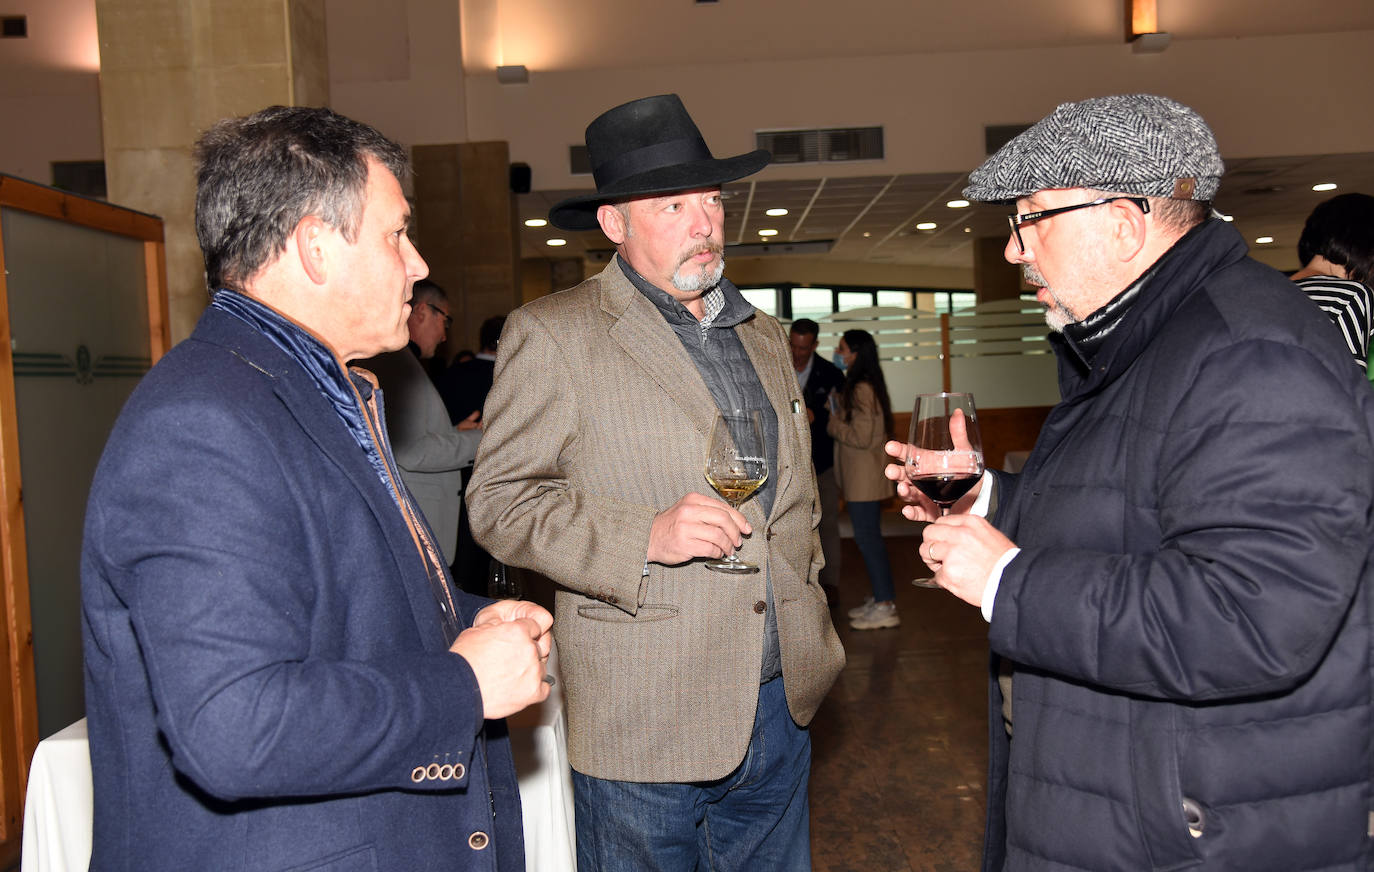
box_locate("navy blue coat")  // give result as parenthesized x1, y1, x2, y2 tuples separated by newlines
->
(985, 220, 1374, 870)
(81, 301, 523, 871)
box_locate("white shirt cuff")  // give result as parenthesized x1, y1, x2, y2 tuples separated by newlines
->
(969, 469, 995, 517)
(980, 547, 1020, 623)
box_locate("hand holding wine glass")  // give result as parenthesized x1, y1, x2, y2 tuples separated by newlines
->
(906, 392, 985, 587)
(703, 410, 768, 573)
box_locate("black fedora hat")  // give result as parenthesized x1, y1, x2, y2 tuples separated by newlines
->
(549, 94, 771, 231)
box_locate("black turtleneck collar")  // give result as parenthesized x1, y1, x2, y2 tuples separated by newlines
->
(1058, 218, 1210, 370)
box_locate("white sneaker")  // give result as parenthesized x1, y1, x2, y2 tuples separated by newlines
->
(849, 601, 900, 631)
(846, 596, 875, 619)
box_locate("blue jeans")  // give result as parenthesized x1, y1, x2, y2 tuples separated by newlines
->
(846, 500, 895, 602)
(572, 677, 812, 872)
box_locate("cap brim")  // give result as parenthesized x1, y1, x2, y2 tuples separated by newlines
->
(549, 150, 770, 231)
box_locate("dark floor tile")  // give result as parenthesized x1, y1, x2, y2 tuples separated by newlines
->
(810, 533, 989, 871)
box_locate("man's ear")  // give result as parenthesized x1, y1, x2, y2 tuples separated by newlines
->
(1111, 199, 1150, 264)
(597, 204, 627, 245)
(293, 216, 331, 285)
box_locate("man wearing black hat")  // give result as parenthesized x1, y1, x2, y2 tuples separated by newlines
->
(468, 94, 843, 870)
(887, 95, 1374, 870)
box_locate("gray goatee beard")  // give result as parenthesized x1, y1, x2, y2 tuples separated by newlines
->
(673, 248, 726, 293)
(1025, 264, 1073, 333)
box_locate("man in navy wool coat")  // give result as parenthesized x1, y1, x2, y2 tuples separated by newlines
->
(81, 105, 552, 871)
(889, 95, 1374, 871)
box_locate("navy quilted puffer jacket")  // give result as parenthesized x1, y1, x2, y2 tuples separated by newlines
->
(985, 219, 1374, 871)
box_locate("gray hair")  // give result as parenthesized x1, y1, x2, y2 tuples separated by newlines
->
(194, 105, 409, 292)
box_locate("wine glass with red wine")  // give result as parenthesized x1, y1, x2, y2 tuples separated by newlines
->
(906, 392, 984, 588)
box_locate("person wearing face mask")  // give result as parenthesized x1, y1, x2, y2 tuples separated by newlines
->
(827, 329, 898, 630)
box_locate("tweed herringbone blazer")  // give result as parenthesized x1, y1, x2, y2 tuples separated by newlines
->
(467, 258, 845, 782)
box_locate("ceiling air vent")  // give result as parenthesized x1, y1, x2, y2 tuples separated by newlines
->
(1, 16, 26, 38)
(756, 127, 883, 165)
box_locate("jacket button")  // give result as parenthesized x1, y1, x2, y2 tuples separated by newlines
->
(753, 601, 766, 614)
(410, 766, 426, 783)
(452, 762, 466, 780)
(426, 762, 442, 780)
(469, 831, 490, 850)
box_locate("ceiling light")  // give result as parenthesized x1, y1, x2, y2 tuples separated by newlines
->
(765, 208, 789, 217)
(524, 218, 548, 228)
(1312, 182, 1338, 192)
(946, 199, 970, 209)
(546, 238, 567, 246)
(862, 232, 871, 238)
(758, 229, 778, 237)
(1255, 236, 1274, 244)
(964, 227, 972, 233)
(1219, 214, 1234, 222)
(916, 222, 937, 231)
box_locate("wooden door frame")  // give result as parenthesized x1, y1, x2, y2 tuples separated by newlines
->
(0, 175, 166, 858)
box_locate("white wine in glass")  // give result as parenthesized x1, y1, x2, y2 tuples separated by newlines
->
(703, 410, 768, 573)
(907, 392, 985, 588)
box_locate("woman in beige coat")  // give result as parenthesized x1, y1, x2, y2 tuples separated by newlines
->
(827, 329, 899, 630)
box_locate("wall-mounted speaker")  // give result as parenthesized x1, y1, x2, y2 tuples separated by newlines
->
(510, 163, 532, 194)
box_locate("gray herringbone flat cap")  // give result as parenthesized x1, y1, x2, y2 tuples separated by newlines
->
(964, 94, 1223, 203)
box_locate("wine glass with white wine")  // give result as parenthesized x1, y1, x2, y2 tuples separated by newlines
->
(906, 392, 985, 588)
(703, 410, 768, 573)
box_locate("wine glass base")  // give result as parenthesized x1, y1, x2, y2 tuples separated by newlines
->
(911, 577, 940, 589)
(706, 558, 760, 573)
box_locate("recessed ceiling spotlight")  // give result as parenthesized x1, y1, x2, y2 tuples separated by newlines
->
(916, 222, 937, 231)
(758, 229, 779, 237)
(862, 232, 872, 238)
(765, 208, 789, 217)
(946, 199, 970, 209)
(546, 238, 567, 246)
(1219, 214, 1234, 222)
(524, 218, 548, 227)
(1312, 183, 1338, 192)
(964, 227, 972, 233)
(1255, 236, 1274, 245)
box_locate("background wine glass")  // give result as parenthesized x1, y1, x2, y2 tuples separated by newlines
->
(703, 410, 768, 573)
(906, 392, 984, 588)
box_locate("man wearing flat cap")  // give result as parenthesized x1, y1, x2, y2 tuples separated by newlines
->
(468, 94, 843, 870)
(887, 94, 1374, 870)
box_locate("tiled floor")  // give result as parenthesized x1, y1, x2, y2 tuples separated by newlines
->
(809, 520, 990, 872)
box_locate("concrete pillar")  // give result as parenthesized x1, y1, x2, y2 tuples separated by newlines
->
(972, 235, 1023, 303)
(413, 142, 521, 359)
(95, 0, 329, 344)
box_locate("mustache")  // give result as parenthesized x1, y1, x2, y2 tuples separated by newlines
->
(677, 243, 724, 268)
(1022, 264, 1046, 287)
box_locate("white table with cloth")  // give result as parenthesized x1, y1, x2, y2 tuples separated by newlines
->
(20, 644, 576, 872)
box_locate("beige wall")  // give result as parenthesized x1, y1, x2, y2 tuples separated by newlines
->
(0, 0, 103, 183)
(460, 30, 1374, 195)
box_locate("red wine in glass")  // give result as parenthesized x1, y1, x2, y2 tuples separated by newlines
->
(907, 392, 984, 588)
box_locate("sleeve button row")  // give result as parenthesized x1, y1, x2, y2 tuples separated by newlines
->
(410, 761, 466, 782)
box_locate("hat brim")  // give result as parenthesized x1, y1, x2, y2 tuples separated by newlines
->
(549, 150, 771, 231)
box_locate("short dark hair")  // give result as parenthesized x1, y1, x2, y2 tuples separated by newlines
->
(194, 105, 410, 292)
(790, 318, 820, 339)
(479, 315, 506, 352)
(1298, 193, 1374, 286)
(411, 279, 447, 309)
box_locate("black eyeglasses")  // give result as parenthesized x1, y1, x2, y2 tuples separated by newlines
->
(423, 301, 453, 329)
(1007, 196, 1150, 254)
